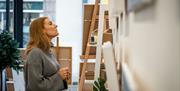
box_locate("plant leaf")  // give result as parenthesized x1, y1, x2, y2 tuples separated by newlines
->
(94, 80, 100, 89)
(93, 84, 99, 91)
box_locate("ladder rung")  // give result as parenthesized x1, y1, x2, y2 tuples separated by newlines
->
(80, 55, 96, 59)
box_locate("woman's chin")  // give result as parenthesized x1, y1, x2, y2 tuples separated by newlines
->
(49, 34, 59, 39)
(56, 33, 59, 36)
(54, 33, 59, 37)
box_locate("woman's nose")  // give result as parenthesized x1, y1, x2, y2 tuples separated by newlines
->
(55, 25, 57, 28)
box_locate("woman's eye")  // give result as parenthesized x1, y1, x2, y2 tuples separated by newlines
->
(49, 22, 52, 25)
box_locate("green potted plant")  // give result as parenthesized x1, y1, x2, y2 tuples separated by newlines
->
(0, 31, 22, 91)
(93, 78, 108, 91)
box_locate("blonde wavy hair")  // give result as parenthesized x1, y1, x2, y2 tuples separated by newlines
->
(26, 17, 51, 54)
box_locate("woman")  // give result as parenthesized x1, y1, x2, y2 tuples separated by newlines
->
(25, 17, 69, 91)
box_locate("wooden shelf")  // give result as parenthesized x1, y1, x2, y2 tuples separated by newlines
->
(87, 43, 97, 47)
(82, 4, 99, 56)
(80, 55, 96, 59)
(79, 2, 100, 91)
(82, 5, 110, 56)
(84, 19, 99, 22)
(84, 15, 109, 21)
(79, 62, 95, 80)
(58, 59, 72, 61)
(103, 33, 113, 43)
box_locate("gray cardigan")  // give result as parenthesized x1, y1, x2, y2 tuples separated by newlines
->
(24, 48, 67, 91)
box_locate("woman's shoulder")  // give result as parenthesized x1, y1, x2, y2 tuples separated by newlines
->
(26, 47, 44, 62)
(28, 47, 44, 56)
(31, 47, 42, 53)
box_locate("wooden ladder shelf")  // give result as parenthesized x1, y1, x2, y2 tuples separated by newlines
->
(78, 0, 100, 91)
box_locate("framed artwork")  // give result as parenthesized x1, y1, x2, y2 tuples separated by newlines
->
(127, 0, 153, 12)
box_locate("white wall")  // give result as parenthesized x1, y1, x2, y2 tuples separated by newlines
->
(127, 0, 180, 91)
(55, 0, 83, 83)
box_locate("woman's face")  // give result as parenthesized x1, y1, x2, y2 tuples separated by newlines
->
(43, 18, 59, 39)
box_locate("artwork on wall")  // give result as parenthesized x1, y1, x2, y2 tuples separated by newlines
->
(127, 0, 153, 12)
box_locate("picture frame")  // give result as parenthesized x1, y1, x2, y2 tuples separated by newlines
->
(127, 0, 153, 12)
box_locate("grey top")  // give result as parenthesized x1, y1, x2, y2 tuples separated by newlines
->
(24, 48, 67, 91)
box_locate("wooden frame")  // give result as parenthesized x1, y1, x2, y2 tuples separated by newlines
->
(52, 47, 72, 85)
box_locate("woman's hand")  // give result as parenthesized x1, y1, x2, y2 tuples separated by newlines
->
(58, 67, 70, 80)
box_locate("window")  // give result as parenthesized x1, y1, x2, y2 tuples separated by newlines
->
(22, 0, 44, 47)
(0, 0, 59, 47)
(0, 0, 13, 33)
(0, 12, 6, 32)
(23, 13, 41, 47)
